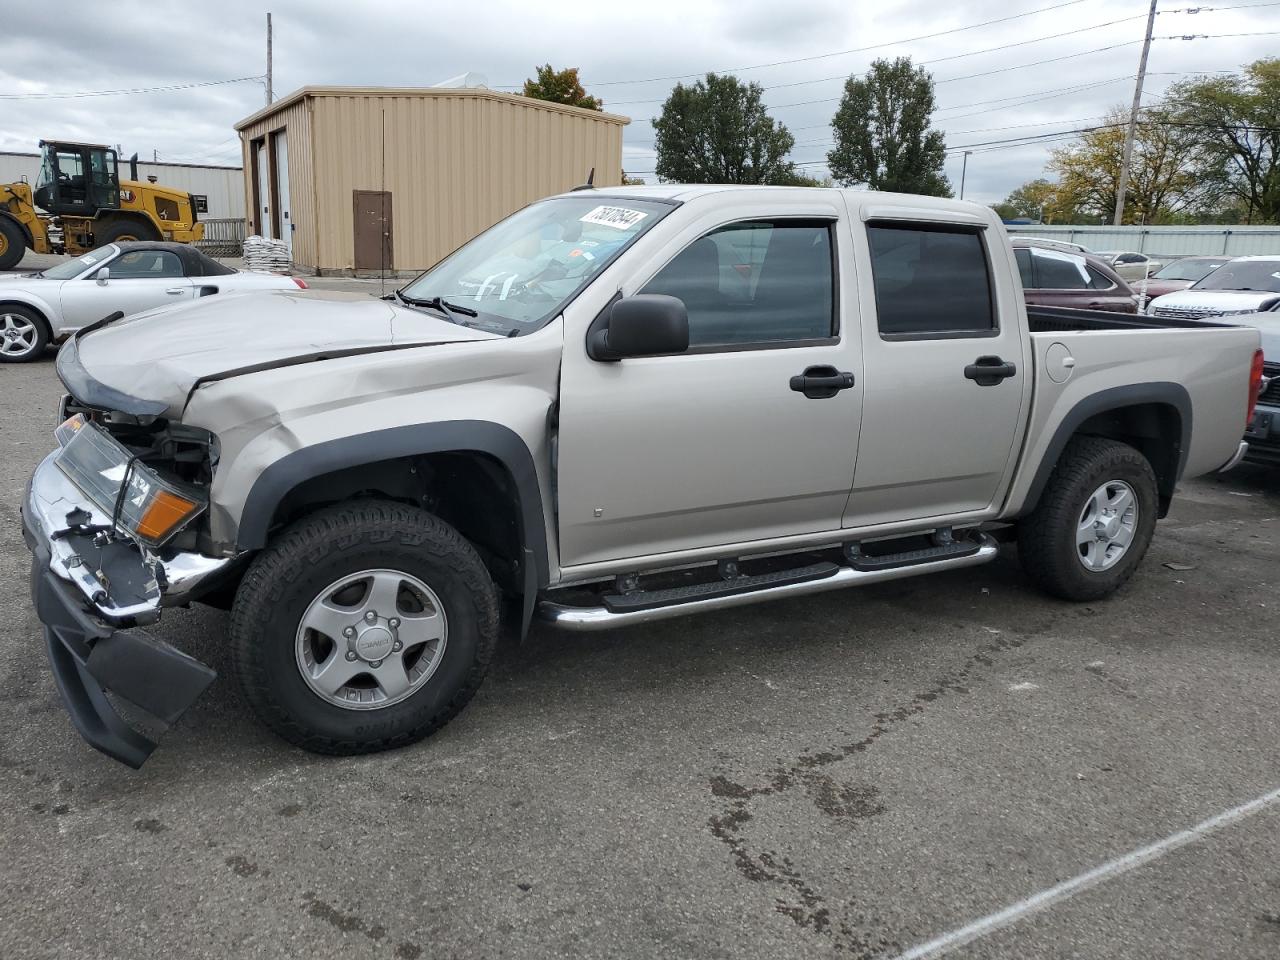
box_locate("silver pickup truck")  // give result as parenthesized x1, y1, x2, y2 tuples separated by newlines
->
(22, 186, 1265, 767)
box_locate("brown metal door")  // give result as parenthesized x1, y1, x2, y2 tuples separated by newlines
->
(353, 190, 393, 271)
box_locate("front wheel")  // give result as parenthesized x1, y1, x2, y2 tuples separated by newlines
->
(1018, 436, 1158, 601)
(229, 501, 499, 755)
(0, 305, 50, 363)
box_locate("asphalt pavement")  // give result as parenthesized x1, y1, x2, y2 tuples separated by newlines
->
(1, 287, 1279, 958)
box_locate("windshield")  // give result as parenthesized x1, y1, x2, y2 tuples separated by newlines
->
(39, 245, 116, 280)
(1153, 258, 1227, 282)
(400, 196, 671, 334)
(1192, 260, 1280, 293)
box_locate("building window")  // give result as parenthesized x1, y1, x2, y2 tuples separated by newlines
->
(192, 194, 209, 213)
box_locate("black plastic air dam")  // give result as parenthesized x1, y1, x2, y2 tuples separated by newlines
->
(31, 555, 215, 769)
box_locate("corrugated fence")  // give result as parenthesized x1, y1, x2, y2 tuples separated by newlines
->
(1004, 225, 1280, 257)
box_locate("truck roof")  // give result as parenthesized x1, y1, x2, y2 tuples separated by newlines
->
(560, 184, 994, 219)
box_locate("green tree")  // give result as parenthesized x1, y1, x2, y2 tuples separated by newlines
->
(827, 57, 951, 197)
(772, 168, 833, 187)
(653, 73, 797, 184)
(522, 64, 602, 111)
(1164, 59, 1280, 223)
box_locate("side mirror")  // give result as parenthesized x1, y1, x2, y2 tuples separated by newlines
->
(587, 294, 690, 361)
(94, 267, 109, 285)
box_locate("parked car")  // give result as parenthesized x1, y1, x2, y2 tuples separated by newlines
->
(1202, 302, 1280, 466)
(1012, 241, 1138, 313)
(1093, 250, 1165, 282)
(0, 241, 306, 362)
(1138, 255, 1232, 300)
(1149, 255, 1280, 319)
(1007, 235, 1092, 255)
(23, 187, 1263, 768)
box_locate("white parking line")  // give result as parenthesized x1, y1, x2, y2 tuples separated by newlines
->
(889, 785, 1280, 960)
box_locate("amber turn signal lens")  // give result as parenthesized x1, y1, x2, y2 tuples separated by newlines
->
(135, 489, 200, 542)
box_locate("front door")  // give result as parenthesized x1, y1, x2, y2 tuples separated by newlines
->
(353, 190, 393, 272)
(59, 248, 194, 329)
(273, 130, 292, 255)
(556, 203, 864, 569)
(843, 216, 1030, 528)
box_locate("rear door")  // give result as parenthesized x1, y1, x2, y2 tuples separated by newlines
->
(843, 213, 1031, 528)
(59, 248, 195, 328)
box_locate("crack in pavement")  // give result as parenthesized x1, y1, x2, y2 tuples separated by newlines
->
(707, 629, 1029, 958)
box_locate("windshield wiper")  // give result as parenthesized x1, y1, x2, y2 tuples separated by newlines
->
(395, 290, 478, 322)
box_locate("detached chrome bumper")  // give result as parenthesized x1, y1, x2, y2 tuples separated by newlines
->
(22, 452, 234, 767)
(24, 452, 232, 623)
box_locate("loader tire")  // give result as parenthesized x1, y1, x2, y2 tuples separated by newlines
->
(0, 217, 25, 271)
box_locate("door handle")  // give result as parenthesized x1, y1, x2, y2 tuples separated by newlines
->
(790, 365, 855, 399)
(165, 287, 186, 295)
(964, 355, 1017, 386)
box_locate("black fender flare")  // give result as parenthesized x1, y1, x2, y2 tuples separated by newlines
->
(1018, 382, 1192, 517)
(236, 421, 550, 589)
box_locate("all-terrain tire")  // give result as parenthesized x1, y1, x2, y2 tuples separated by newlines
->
(0, 217, 26, 271)
(1018, 436, 1158, 601)
(229, 500, 500, 755)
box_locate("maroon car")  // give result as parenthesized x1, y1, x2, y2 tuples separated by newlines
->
(1013, 242, 1138, 313)
(1135, 255, 1231, 300)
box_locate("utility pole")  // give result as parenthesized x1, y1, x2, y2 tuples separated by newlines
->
(959, 150, 973, 200)
(266, 11, 273, 106)
(1114, 0, 1159, 225)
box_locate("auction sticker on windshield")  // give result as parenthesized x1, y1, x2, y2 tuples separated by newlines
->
(580, 206, 648, 230)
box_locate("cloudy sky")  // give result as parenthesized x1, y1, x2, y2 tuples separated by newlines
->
(0, 0, 1274, 204)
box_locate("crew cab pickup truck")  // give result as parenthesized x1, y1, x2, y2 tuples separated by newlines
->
(22, 186, 1265, 768)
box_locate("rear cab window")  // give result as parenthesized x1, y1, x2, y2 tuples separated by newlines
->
(866, 223, 995, 338)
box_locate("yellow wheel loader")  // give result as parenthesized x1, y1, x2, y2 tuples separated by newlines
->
(0, 140, 204, 271)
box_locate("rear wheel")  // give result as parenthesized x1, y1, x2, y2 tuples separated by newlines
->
(1018, 436, 1158, 601)
(0, 217, 26, 271)
(96, 218, 160, 245)
(229, 500, 499, 755)
(0, 305, 50, 363)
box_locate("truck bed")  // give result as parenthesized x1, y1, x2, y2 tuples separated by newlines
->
(1027, 304, 1236, 333)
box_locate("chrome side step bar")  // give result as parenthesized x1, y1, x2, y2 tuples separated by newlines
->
(538, 533, 1001, 632)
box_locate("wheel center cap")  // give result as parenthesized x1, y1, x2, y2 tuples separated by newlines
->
(1098, 515, 1122, 540)
(354, 624, 395, 662)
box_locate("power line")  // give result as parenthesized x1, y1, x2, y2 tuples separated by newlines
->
(0, 75, 264, 101)
(608, 14, 1149, 105)
(499, 0, 1093, 89)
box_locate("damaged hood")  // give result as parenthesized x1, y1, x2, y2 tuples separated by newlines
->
(59, 289, 500, 415)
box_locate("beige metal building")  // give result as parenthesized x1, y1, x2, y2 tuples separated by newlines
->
(235, 86, 630, 275)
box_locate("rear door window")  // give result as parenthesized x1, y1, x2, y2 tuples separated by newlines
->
(1029, 247, 1091, 290)
(866, 224, 995, 337)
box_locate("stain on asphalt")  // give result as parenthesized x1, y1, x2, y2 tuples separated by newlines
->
(277, 803, 303, 817)
(805, 778, 885, 821)
(134, 818, 166, 833)
(302, 891, 418, 955)
(707, 629, 1028, 957)
(225, 855, 259, 878)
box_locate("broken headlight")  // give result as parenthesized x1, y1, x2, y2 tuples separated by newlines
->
(54, 419, 208, 546)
